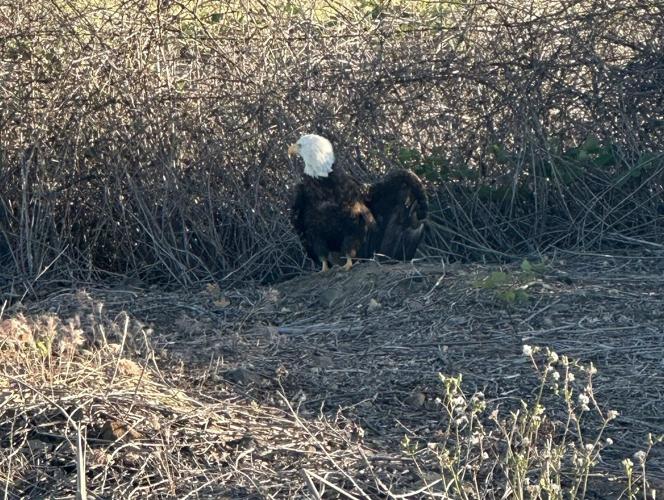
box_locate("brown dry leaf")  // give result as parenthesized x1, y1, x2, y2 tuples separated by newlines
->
(214, 297, 230, 308)
(0, 315, 34, 345)
(41, 315, 59, 338)
(101, 419, 142, 443)
(116, 358, 143, 377)
(106, 343, 122, 354)
(65, 321, 85, 347)
(54, 318, 86, 355)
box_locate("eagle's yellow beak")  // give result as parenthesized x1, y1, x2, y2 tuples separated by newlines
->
(287, 143, 299, 157)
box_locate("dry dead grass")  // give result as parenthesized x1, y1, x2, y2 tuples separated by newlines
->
(1, 254, 663, 498)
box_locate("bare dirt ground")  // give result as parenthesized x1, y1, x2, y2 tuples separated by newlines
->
(1, 253, 663, 498)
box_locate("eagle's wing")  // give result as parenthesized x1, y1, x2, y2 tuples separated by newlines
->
(361, 169, 428, 261)
(290, 182, 308, 236)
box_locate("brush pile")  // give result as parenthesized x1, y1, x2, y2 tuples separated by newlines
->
(1, 0, 663, 287)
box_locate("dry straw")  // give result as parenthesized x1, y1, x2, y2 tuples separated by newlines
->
(1, 256, 662, 497)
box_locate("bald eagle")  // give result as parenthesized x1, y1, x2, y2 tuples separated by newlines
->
(289, 134, 429, 272)
(288, 134, 376, 272)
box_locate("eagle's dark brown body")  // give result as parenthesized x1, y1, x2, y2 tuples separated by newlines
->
(291, 167, 428, 269)
(291, 168, 375, 268)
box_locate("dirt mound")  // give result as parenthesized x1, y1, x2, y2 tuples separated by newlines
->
(1, 255, 663, 497)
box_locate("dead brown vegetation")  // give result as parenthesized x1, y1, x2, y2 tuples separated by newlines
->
(1, 256, 663, 497)
(0, 0, 663, 290)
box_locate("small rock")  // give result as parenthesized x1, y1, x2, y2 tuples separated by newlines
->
(367, 298, 382, 312)
(100, 419, 142, 443)
(404, 391, 426, 408)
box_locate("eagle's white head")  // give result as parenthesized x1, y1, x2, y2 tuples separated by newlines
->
(288, 134, 335, 178)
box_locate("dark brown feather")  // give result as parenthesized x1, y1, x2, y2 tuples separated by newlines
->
(291, 169, 375, 267)
(291, 164, 428, 268)
(360, 169, 429, 261)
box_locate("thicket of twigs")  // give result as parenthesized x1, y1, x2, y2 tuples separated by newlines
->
(1, 0, 663, 287)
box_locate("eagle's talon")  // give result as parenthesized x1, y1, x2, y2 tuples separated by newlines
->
(320, 259, 330, 273)
(342, 257, 353, 271)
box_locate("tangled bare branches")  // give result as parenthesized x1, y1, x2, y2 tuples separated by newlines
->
(0, 0, 663, 289)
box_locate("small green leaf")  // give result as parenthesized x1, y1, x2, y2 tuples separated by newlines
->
(477, 185, 492, 201)
(490, 144, 509, 164)
(520, 259, 533, 273)
(564, 147, 579, 159)
(35, 340, 49, 357)
(581, 135, 601, 154)
(515, 289, 530, 303)
(398, 147, 419, 164)
(484, 271, 508, 288)
(499, 289, 516, 303)
(594, 150, 615, 167)
(532, 262, 548, 274)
